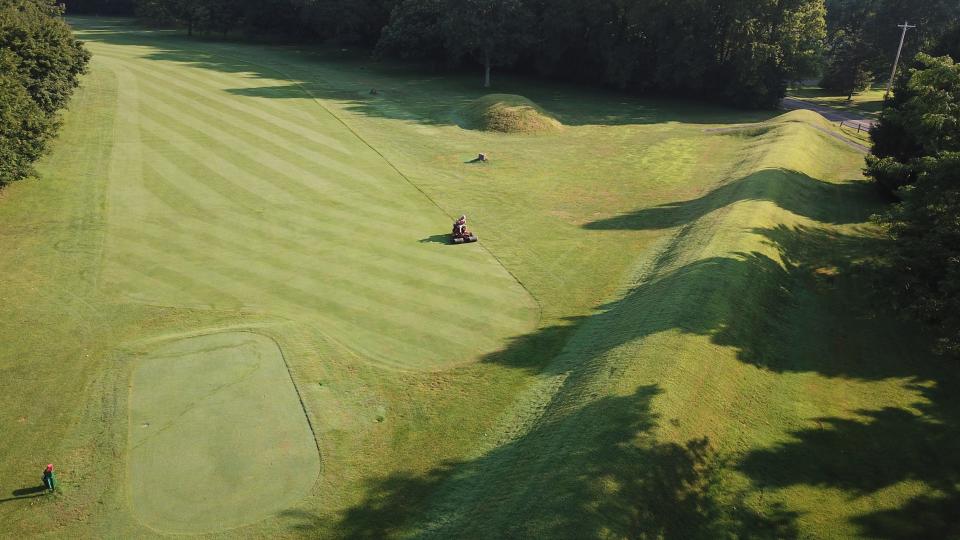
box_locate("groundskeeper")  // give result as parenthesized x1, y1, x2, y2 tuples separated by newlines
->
(453, 215, 468, 236)
(42, 464, 56, 492)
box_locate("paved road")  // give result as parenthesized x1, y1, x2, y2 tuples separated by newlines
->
(781, 97, 877, 131)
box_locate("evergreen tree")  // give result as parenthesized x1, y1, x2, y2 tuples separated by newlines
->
(868, 54, 960, 354)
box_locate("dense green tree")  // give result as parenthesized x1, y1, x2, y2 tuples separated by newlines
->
(870, 0, 958, 71)
(376, 0, 445, 61)
(0, 0, 91, 113)
(868, 54, 960, 354)
(0, 0, 89, 186)
(822, 0, 960, 95)
(442, 0, 534, 88)
(195, 0, 242, 37)
(170, 0, 202, 36)
(934, 22, 960, 60)
(297, 0, 395, 45)
(869, 54, 960, 192)
(821, 29, 874, 98)
(878, 153, 960, 355)
(62, 0, 135, 15)
(0, 51, 49, 185)
(136, 0, 827, 108)
(136, 0, 205, 35)
(781, 0, 829, 86)
(713, 0, 826, 108)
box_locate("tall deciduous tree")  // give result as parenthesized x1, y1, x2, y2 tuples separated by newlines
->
(869, 54, 960, 192)
(442, 0, 533, 88)
(376, 0, 446, 60)
(0, 51, 48, 184)
(0, 0, 89, 186)
(821, 28, 874, 98)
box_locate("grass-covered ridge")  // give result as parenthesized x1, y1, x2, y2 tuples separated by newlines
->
(460, 93, 563, 134)
(0, 17, 955, 539)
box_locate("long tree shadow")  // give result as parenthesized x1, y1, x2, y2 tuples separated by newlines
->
(332, 386, 798, 539)
(585, 169, 880, 230)
(728, 225, 960, 538)
(69, 17, 778, 129)
(739, 380, 960, 538)
(69, 16, 959, 538)
(320, 224, 933, 538)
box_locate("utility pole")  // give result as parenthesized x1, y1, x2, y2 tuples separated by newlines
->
(885, 21, 916, 100)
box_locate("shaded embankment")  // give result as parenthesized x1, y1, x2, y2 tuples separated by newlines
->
(331, 113, 956, 539)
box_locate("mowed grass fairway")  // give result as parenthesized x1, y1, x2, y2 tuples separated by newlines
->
(128, 332, 320, 533)
(1, 16, 959, 539)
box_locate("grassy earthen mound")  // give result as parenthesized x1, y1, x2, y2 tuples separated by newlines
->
(462, 94, 563, 134)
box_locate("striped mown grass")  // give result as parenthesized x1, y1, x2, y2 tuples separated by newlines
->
(0, 17, 955, 540)
(94, 44, 538, 372)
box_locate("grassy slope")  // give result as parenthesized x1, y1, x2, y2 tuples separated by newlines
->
(0, 17, 956, 539)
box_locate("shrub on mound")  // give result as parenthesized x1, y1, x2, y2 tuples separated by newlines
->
(462, 94, 562, 134)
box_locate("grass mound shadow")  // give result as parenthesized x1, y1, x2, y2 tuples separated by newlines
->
(584, 169, 880, 231)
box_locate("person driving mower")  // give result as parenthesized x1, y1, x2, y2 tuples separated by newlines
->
(453, 215, 468, 236)
(451, 215, 477, 244)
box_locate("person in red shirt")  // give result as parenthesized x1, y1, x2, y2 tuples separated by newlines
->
(42, 464, 56, 492)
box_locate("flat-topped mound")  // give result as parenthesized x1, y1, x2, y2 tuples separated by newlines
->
(462, 94, 563, 134)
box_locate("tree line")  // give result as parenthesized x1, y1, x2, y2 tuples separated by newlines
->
(1, 0, 89, 187)
(820, 0, 960, 97)
(61, 0, 960, 106)
(107, 0, 824, 109)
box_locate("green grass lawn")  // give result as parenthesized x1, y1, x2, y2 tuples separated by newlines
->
(1, 17, 957, 539)
(128, 332, 321, 533)
(789, 85, 887, 118)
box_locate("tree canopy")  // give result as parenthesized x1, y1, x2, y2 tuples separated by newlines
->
(821, 0, 960, 95)
(868, 54, 960, 355)
(0, 0, 90, 187)
(869, 54, 960, 192)
(131, 0, 827, 108)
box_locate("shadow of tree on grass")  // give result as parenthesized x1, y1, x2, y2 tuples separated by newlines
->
(334, 386, 798, 539)
(739, 381, 960, 539)
(321, 222, 957, 538)
(70, 17, 960, 538)
(70, 18, 778, 129)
